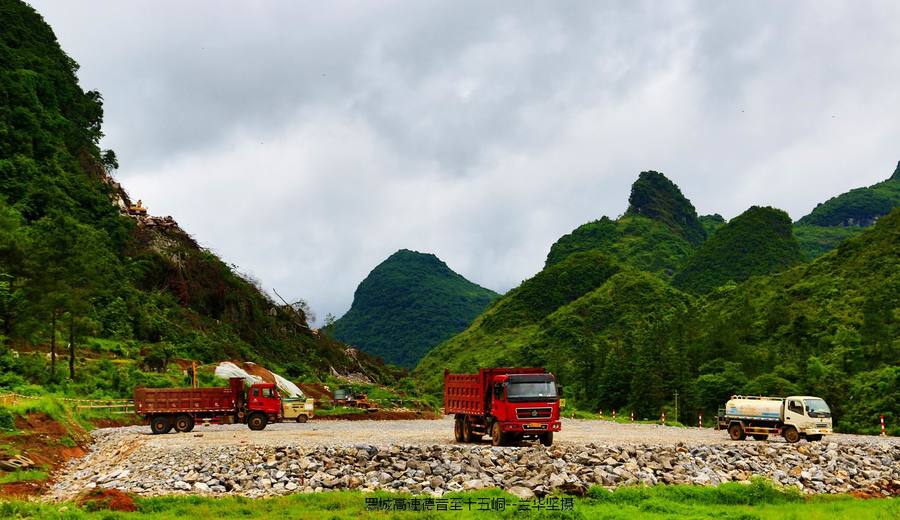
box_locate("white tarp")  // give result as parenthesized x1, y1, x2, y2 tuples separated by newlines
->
(214, 361, 304, 398)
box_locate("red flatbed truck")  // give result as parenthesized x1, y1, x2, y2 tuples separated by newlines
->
(444, 368, 561, 446)
(134, 377, 283, 434)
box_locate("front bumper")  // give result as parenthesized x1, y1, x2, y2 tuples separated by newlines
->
(803, 428, 832, 435)
(501, 421, 561, 433)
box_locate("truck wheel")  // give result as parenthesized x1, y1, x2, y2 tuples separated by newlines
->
(752, 434, 769, 441)
(462, 420, 474, 443)
(783, 426, 800, 443)
(454, 417, 464, 442)
(174, 415, 195, 433)
(150, 416, 172, 435)
(248, 413, 268, 431)
(491, 423, 506, 447)
(728, 423, 746, 441)
(296, 414, 308, 424)
(806, 434, 822, 442)
(540, 432, 553, 447)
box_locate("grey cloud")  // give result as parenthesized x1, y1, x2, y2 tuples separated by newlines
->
(30, 0, 900, 321)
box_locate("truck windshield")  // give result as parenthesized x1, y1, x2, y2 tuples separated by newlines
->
(507, 381, 557, 402)
(804, 398, 831, 418)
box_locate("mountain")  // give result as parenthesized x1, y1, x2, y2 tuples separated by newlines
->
(0, 0, 396, 396)
(331, 249, 498, 368)
(415, 173, 900, 433)
(793, 162, 900, 260)
(625, 170, 707, 245)
(545, 171, 701, 277)
(798, 162, 900, 227)
(673, 206, 803, 294)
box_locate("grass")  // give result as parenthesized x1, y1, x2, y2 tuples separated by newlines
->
(0, 480, 896, 519)
(0, 469, 47, 485)
(315, 406, 374, 417)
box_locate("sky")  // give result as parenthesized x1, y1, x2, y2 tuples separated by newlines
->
(30, 0, 900, 322)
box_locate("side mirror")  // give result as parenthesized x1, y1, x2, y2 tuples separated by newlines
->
(556, 385, 564, 397)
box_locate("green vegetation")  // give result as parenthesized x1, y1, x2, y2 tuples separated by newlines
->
(0, 469, 46, 485)
(798, 162, 900, 227)
(699, 214, 725, 236)
(673, 206, 803, 294)
(544, 216, 694, 277)
(0, 481, 896, 518)
(332, 250, 498, 368)
(793, 224, 866, 260)
(0, 0, 398, 398)
(625, 170, 707, 245)
(417, 172, 900, 434)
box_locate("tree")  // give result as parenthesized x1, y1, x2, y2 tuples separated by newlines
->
(23, 216, 123, 380)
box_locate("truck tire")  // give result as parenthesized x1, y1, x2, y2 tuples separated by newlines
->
(454, 417, 464, 442)
(806, 434, 822, 442)
(150, 416, 173, 435)
(462, 419, 474, 443)
(540, 432, 553, 447)
(296, 414, 308, 424)
(783, 426, 800, 443)
(491, 423, 506, 447)
(174, 415, 195, 433)
(752, 434, 769, 441)
(248, 412, 268, 431)
(728, 423, 746, 441)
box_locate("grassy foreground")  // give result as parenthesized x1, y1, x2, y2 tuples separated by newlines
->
(0, 480, 896, 519)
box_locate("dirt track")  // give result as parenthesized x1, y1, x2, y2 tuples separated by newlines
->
(128, 417, 897, 449)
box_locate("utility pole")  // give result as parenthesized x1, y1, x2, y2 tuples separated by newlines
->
(674, 390, 679, 423)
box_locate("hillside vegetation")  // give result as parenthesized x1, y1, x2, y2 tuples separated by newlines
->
(673, 206, 803, 294)
(798, 162, 900, 227)
(0, 0, 396, 398)
(331, 250, 497, 368)
(792, 163, 899, 260)
(416, 169, 900, 434)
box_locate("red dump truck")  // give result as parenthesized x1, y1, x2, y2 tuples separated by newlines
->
(134, 377, 282, 434)
(444, 368, 561, 447)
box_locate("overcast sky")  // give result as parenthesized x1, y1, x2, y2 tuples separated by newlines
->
(31, 0, 900, 322)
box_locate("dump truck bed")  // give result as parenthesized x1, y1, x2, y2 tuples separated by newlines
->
(444, 368, 547, 416)
(134, 379, 243, 415)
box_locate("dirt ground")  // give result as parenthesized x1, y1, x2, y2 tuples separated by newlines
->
(127, 416, 899, 449)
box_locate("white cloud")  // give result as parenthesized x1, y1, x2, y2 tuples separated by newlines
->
(30, 0, 900, 321)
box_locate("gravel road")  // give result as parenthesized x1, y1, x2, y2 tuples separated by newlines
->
(128, 417, 897, 449)
(49, 418, 899, 500)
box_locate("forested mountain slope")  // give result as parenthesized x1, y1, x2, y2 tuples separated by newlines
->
(416, 178, 899, 433)
(673, 206, 803, 294)
(0, 0, 396, 396)
(331, 250, 497, 368)
(793, 162, 899, 260)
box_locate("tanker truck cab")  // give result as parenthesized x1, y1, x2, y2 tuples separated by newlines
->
(489, 372, 561, 445)
(784, 396, 833, 442)
(720, 395, 832, 443)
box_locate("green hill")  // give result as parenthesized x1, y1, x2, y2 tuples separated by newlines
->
(416, 201, 900, 433)
(331, 250, 498, 368)
(798, 162, 900, 227)
(625, 170, 707, 245)
(545, 171, 700, 277)
(673, 206, 803, 293)
(792, 161, 899, 260)
(0, 0, 396, 397)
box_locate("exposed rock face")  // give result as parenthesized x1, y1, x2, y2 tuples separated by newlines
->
(50, 429, 900, 501)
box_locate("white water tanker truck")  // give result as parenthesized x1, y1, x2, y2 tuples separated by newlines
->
(717, 395, 832, 443)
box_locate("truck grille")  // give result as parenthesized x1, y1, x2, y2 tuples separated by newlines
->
(516, 407, 552, 420)
(816, 423, 829, 428)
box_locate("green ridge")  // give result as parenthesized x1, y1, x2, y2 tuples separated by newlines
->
(331, 250, 498, 368)
(673, 206, 803, 294)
